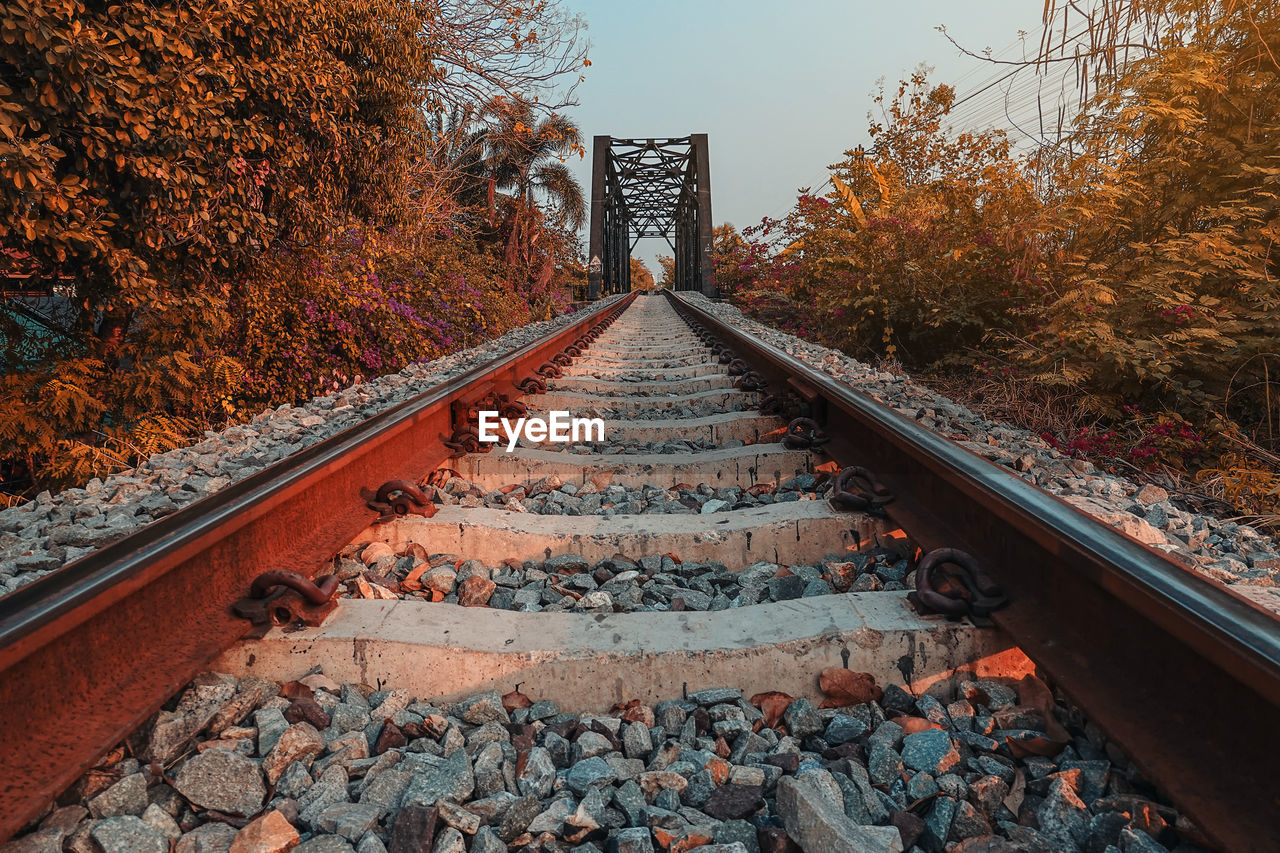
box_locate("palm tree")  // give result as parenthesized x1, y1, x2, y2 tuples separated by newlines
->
(482, 95, 585, 225)
(477, 96, 586, 293)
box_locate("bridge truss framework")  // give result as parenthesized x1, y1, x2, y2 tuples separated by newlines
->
(587, 135, 715, 298)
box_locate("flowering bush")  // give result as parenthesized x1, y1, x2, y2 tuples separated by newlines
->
(227, 226, 532, 406)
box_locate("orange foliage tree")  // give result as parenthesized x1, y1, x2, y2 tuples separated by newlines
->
(0, 0, 589, 494)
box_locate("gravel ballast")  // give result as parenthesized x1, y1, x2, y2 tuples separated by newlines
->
(2, 670, 1207, 853)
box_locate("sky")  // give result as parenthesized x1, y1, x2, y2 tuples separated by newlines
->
(558, 0, 1055, 274)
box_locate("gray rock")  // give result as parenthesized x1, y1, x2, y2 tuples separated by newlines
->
(868, 744, 904, 786)
(613, 780, 648, 827)
(1120, 828, 1169, 853)
(173, 820, 237, 853)
(276, 761, 315, 799)
(0, 828, 64, 853)
(922, 795, 957, 852)
(517, 746, 557, 798)
(294, 837, 356, 853)
(714, 819, 761, 853)
(577, 730, 614, 759)
(901, 728, 961, 775)
(471, 826, 507, 853)
(782, 698, 822, 740)
(402, 749, 474, 808)
(327, 702, 369, 735)
(906, 771, 939, 803)
(140, 804, 181, 841)
(300, 766, 352, 827)
(356, 834, 388, 853)
(1036, 777, 1089, 852)
(567, 756, 617, 794)
(824, 714, 867, 745)
(90, 816, 168, 853)
(867, 719, 904, 752)
(948, 800, 992, 840)
(961, 680, 1017, 710)
(775, 776, 903, 852)
(452, 691, 509, 725)
(622, 721, 653, 759)
(936, 773, 968, 800)
(546, 553, 591, 573)
(794, 767, 845, 812)
(173, 748, 267, 817)
(355, 767, 410, 820)
(87, 772, 148, 818)
(147, 673, 239, 763)
(254, 708, 289, 757)
(528, 797, 575, 834)
(833, 766, 881, 824)
(767, 575, 804, 601)
(606, 827, 655, 853)
(687, 687, 742, 705)
(497, 796, 542, 842)
(471, 742, 507, 798)
(431, 826, 466, 853)
(316, 802, 382, 841)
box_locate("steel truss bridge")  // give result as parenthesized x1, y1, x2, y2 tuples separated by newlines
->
(587, 135, 715, 298)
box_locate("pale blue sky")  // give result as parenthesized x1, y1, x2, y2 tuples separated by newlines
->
(561, 1, 1051, 272)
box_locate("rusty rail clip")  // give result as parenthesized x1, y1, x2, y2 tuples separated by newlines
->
(909, 548, 1008, 622)
(781, 417, 830, 450)
(829, 466, 894, 515)
(736, 371, 767, 392)
(441, 426, 487, 458)
(517, 377, 547, 394)
(233, 570, 340, 629)
(500, 398, 528, 418)
(535, 362, 563, 379)
(360, 479, 438, 522)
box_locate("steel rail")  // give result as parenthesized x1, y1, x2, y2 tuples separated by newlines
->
(0, 293, 634, 841)
(668, 291, 1280, 851)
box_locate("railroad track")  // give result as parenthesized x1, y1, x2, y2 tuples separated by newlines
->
(1, 291, 1277, 852)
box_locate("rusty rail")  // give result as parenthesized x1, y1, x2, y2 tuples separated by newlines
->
(0, 294, 634, 841)
(667, 291, 1280, 852)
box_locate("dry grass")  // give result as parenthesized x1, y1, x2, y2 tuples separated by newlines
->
(923, 367, 1280, 535)
(923, 368, 1103, 442)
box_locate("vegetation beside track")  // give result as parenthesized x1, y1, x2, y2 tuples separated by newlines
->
(1, 0, 591, 499)
(707, 1, 1280, 527)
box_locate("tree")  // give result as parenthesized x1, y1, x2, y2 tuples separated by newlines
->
(629, 257, 655, 292)
(0, 0, 441, 487)
(421, 0, 589, 112)
(731, 70, 1044, 362)
(656, 256, 674, 289)
(1019, 1, 1280, 430)
(0, 0, 593, 495)
(712, 224, 752, 297)
(480, 94, 586, 302)
(653, 225, 746, 293)
(484, 95, 586, 231)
